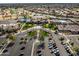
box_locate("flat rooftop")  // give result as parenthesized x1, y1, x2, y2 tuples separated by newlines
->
(51, 19, 73, 24)
(58, 24, 79, 31)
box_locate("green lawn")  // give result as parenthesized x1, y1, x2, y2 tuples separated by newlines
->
(43, 23, 58, 30)
(38, 30, 49, 42)
(27, 31, 37, 37)
(6, 34, 16, 41)
(19, 23, 35, 30)
(40, 30, 49, 37)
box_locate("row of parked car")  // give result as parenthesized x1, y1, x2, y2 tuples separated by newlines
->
(48, 38, 60, 56)
(63, 44, 74, 56)
(18, 37, 28, 56)
(0, 42, 15, 55)
(0, 40, 10, 54)
(61, 41, 74, 56)
(19, 46, 26, 56)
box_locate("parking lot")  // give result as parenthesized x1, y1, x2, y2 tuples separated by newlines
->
(33, 32, 73, 56)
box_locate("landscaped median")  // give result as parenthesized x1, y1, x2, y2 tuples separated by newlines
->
(18, 22, 36, 30)
(27, 31, 37, 37)
(6, 34, 16, 41)
(72, 45, 79, 55)
(43, 23, 58, 31)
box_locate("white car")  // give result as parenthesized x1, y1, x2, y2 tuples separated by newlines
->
(50, 48, 59, 54)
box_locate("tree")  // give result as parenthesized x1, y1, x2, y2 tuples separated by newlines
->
(10, 35, 16, 41)
(73, 47, 79, 54)
(39, 36, 44, 41)
(78, 38, 79, 40)
(70, 42, 74, 46)
(16, 9, 19, 20)
(9, 8, 14, 20)
(20, 37, 24, 40)
(28, 31, 37, 37)
(6, 34, 16, 41)
(1, 10, 5, 20)
(59, 37, 64, 41)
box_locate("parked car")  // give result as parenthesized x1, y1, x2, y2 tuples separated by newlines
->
(51, 48, 59, 53)
(38, 43, 45, 49)
(20, 46, 25, 50)
(36, 50, 42, 56)
(54, 52, 60, 56)
(3, 49, 8, 53)
(19, 53, 24, 56)
(6, 42, 15, 48)
(0, 45, 3, 49)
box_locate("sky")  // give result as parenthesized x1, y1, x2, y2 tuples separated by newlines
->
(0, 0, 79, 3)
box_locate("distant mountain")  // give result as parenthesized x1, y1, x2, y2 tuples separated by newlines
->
(0, 3, 79, 8)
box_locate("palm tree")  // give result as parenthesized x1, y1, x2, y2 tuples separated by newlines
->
(9, 8, 14, 20)
(15, 8, 19, 20)
(1, 9, 5, 20)
(52, 10, 56, 16)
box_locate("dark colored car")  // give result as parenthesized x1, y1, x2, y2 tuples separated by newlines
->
(55, 52, 60, 56)
(19, 42, 23, 45)
(37, 50, 41, 54)
(0, 45, 3, 49)
(3, 49, 8, 53)
(20, 47, 25, 50)
(6, 42, 15, 48)
(49, 38, 52, 40)
(38, 43, 45, 49)
(19, 54, 24, 56)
